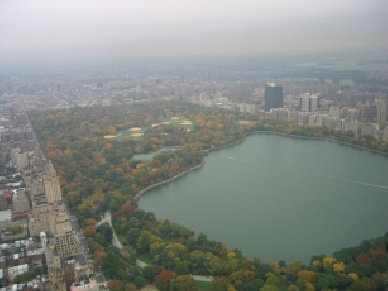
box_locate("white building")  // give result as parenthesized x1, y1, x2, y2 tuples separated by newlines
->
(70, 279, 99, 291)
(299, 93, 318, 112)
(7, 264, 29, 281)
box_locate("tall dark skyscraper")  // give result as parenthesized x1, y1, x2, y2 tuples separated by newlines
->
(265, 83, 283, 112)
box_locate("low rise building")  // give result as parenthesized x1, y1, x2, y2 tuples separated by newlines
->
(12, 189, 30, 213)
(70, 278, 99, 291)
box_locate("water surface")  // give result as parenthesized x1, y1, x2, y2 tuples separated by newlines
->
(139, 134, 388, 263)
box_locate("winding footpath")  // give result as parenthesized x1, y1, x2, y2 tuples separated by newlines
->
(98, 210, 213, 283)
(97, 211, 122, 248)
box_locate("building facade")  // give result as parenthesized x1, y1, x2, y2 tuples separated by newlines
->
(265, 83, 283, 112)
(376, 100, 387, 130)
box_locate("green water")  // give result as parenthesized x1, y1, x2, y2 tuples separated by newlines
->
(139, 134, 388, 263)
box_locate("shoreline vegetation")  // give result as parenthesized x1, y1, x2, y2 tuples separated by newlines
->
(135, 159, 206, 201)
(29, 103, 388, 291)
(134, 129, 388, 202)
(134, 137, 245, 201)
(248, 130, 388, 156)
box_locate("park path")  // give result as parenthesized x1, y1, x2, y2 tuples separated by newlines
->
(98, 211, 122, 248)
(98, 210, 213, 287)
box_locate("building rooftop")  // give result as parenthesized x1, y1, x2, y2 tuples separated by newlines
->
(0, 210, 12, 222)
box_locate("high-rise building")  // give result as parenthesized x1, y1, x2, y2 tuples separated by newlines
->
(376, 100, 387, 130)
(299, 93, 319, 112)
(265, 83, 283, 112)
(46, 248, 67, 291)
(43, 162, 62, 204)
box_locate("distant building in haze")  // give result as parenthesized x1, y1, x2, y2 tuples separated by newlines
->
(299, 93, 319, 112)
(265, 83, 283, 112)
(376, 100, 387, 130)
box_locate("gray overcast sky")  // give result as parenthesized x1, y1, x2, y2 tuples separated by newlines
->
(0, 0, 387, 64)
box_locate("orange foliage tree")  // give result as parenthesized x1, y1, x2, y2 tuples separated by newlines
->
(121, 201, 135, 216)
(155, 269, 175, 291)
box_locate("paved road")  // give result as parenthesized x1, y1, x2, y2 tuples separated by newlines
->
(190, 275, 213, 282)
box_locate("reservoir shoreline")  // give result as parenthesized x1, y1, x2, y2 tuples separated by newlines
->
(138, 133, 388, 262)
(135, 136, 246, 201)
(247, 130, 388, 156)
(135, 160, 206, 201)
(135, 130, 387, 202)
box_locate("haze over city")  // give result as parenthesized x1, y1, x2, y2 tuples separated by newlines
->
(1, 1, 388, 291)
(1, 0, 388, 66)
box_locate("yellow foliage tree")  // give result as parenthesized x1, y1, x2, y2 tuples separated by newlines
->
(333, 261, 345, 273)
(348, 273, 359, 280)
(322, 256, 336, 269)
(288, 284, 299, 291)
(107, 126, 116, 135)
(268, 261, 281, 274)
(305, 282, 315, 291)
(216, 123, 224, 129)
(91, 191, 104, 203)
(150, 168, 160, 176)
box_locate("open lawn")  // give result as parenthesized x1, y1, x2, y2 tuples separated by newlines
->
(116, 126, 148, 141)
(115, 117, 194, 141)
(196, 280, 211, 291)
(164, 116, 195, 131)
(136, 254, 153, 264)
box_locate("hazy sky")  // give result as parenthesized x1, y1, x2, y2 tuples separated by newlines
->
(0, 0, 387, 64)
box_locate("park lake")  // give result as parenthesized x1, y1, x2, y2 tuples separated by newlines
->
(139, 133, 388, 263)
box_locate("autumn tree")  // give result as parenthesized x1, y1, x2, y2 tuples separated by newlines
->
(142, 264, 163, 283)
(93, 246, 107, 266)
(169, 275, 198, 291)
(155, 269, 174, 291)
(210, 277, 229, 291)
(124, 283, 137, 291)
(297, 270, 315, 283)
(108, 280, 123, 291)
(121, 201, 135, 216)
(356, 253, 371, 265)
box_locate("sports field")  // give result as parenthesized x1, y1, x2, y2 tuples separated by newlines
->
(114, 117, 194, 140)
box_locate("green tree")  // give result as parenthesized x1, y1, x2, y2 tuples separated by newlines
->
(96, 222, 113, 247)
(174, 261, 190, 276)
(142, 264, 163, 283)
(136, 231, 153, 254)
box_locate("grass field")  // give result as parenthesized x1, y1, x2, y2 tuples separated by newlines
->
(136, 254, 153, 264)
(116, 126, 148, 141)
(163, 116, 195, 131)
(115, 117, 194, 141)
(196, 280, 211, 291)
